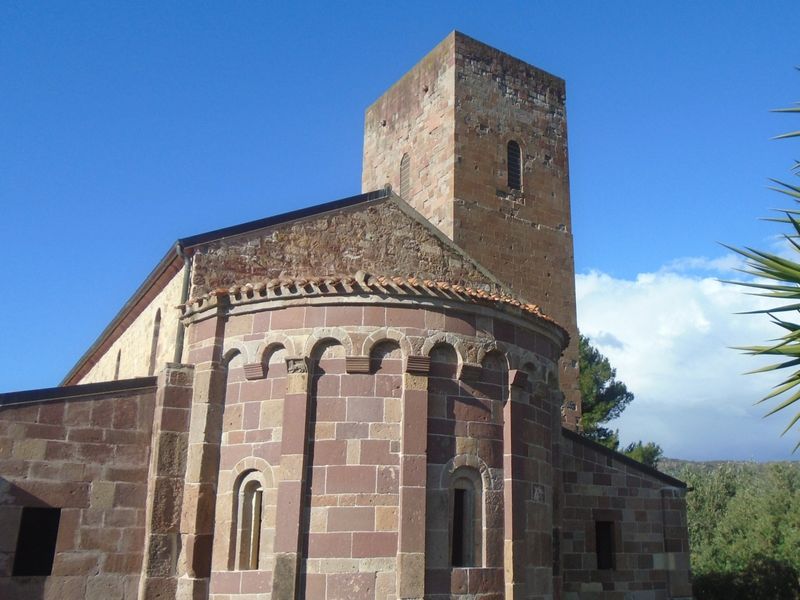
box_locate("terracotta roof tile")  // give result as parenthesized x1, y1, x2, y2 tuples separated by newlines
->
(181, 271, 566, 337)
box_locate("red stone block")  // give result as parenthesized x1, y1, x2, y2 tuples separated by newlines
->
(341, 376, 377, 400)
(38, 402, 65, 425)
(270, 306, 306, 330)
(316, 396, 345, 422)
(360, 440, 396, 466)
(386, 306, 425, 328)
(325, 305, 364, 327)
(363, 305, 386, 326)
(327, 506, 375, 532)
(352, 531, 397, 557)
(241, 569, 271, 593)
(307, 532, 353, 558)
(209, 570, 241, 594)
(375, 374, 402, 398)
(160, 407, 189, 432)
(315, 373, 341, 397)
(346, 396, 382, 422)
(242, 401, 260, 430)
(326, 466, 376, 494)
(400, 454, 426, 487)
(24, 423, 67, 440)
(444, 311, 476, 336)
(314, 440, 347, 466)
(326, 572, 376, 600)
(335, 422, 369, 440)
(68, 427, 105, 443)
(239, 379, 270, 403)
(304, 573, 326, 598)
(377, 465, 399, 494)
(450, 397, 492, 423)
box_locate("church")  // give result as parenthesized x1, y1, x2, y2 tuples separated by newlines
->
(0, 32, 692, 600)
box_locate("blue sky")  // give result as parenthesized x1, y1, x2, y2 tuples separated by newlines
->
(2, 1, 799, 460)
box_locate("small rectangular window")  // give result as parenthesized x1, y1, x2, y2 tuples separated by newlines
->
(595, 520, 615, 570)
(13, 507, 61, 576)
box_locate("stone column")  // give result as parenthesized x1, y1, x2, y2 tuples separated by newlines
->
(397, 355, 430, 600)
(271, 356, 312, 600)
(503, 369, 529, 599)
(138, 363, 194, 600)
(176, 309, 228, 599)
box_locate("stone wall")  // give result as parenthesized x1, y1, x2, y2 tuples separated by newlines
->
(362, 33, 457, 236)
(78, 268, 185, 385)
(359, 32, 580, 426)
(559, 430, 692, 600)
(189, 199, 503, 300)
(0, 380, 157, 600)
(179, 291, 565, 600)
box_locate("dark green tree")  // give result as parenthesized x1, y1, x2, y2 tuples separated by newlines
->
(579, 334, 663, 467)
(578, 334, 634, 447)
(622, 441, 664, 468)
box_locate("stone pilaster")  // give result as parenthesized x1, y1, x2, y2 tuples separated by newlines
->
(176, 311, 228, 599)
(138, 363, 194, 600)
(397, 356, 430, 599)
(271, 356, 312, 600)
(503, 369, 528, 599)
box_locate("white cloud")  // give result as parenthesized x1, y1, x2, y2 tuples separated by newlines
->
(576, 257, 800, 461)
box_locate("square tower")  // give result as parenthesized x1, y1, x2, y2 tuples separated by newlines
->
(362, 31, 580, 424)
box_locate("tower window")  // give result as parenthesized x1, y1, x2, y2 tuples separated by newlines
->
(236, 472, 264, 570)
(399, 153, 411, 199)
(507, 140, 522, 190)
(13, 507, 61, 576)
(451, 472, 481, 567)
(595, 520, 616, 570)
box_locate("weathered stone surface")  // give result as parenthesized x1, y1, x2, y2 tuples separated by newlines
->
(190, 199, 504, 298)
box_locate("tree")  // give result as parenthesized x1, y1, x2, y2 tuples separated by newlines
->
(578, 334, 634, 447)
(578, 334, 663, 467)
(727, 95, 800, 451)
(622, 441, 663, 468)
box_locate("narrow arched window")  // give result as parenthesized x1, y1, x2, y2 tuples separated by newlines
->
(451, 469, 482, 567)
(507, 140, 522, 191)
(236, 471, 264, 570)
(399, 153, 411, 199)
(114, 349, 121, 380)
(148, 309, 161, 376)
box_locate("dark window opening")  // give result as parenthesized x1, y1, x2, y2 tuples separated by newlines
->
(507, 140, 522, 190)
(452, 488, 466, 567)
(595, 520, 615, 570)
(399, 153, 411, 199)
(13, 507, 61, 576)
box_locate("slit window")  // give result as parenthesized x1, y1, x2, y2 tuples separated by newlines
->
(595, 521, 615, 570)
(114, 349, 121, 380)
(13, 507, 61, 576)
(148, 309, 161, 376)
(507, 140, 522, 190)
(451, 472, 481, 567)
(399, 153, 411, 199)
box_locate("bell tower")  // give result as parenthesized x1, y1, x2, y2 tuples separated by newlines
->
(362, 31, 580, 425)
